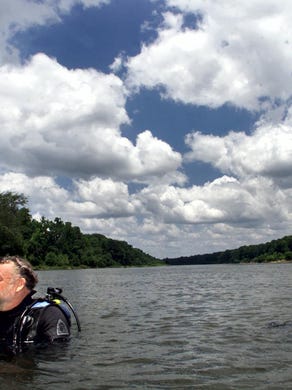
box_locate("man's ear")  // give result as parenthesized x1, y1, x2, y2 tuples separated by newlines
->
(16, 277, 27, 292)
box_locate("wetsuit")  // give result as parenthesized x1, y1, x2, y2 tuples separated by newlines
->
(0, 291, 70, 356)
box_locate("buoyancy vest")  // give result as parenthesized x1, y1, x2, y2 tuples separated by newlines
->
(12, 299, 71, 354)
(0, 288, 80, 356)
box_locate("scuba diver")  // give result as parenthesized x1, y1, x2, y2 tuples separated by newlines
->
(0, 256, 81, 357)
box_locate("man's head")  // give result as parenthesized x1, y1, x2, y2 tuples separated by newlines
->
(0, 256, 38, 311)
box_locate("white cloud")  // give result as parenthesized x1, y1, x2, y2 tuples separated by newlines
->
(137, 175, 291, 226)
(185, 123, 292, 182)
(70, 177, 140, 218)
(125, 0, 292, 110)
(0, 53, 182, 183)
(0, 172, 138, 221)
(1, 171, 292, 258)
(0, 172, 70, 220)
(130, 130, 183, 180)
(134, 174, 292, 256)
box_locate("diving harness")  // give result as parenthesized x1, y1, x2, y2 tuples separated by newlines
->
(12, 287, 81, 354)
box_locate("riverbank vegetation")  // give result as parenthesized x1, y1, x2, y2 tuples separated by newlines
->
(165, 236, 292, 265)
(0, 191, 161, 268)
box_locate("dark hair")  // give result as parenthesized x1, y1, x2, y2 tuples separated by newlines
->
(0, 256, 38, 290)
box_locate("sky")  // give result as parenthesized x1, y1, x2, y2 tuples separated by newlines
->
(1, 0, 292, 259)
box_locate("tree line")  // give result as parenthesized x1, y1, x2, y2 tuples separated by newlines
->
(0, 191, 161, 268)
(165, 235, 292, 265)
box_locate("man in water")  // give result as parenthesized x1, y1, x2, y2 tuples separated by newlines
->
(0, 256, 70, 356)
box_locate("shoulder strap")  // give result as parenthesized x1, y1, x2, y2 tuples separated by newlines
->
(31, 301, 51, 309)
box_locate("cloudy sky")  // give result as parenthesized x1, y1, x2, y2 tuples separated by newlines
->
(1, 0, 292, 258)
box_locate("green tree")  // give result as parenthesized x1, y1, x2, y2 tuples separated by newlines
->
(0, 192, 31, 256)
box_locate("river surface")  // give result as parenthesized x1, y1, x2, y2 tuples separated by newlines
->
(1, 264, 292, 389)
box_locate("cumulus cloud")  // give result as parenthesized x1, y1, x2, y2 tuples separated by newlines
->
(125, 0, 292, 110)
(0, 172, 139, 221)
(138, 175, 291, 226)
(0, 53, 182, 183)
(70, 177, 140, 218)
(0, 172, 70, 220)
(185, 123, 292, 182)
(1, 170, 292, 258)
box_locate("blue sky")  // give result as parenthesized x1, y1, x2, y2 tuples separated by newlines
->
(1, 0, 292, 258)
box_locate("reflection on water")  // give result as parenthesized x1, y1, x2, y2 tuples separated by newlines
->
(1, 264, 292, 389)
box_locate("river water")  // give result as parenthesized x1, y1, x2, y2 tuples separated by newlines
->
(1, 264, 292, 389)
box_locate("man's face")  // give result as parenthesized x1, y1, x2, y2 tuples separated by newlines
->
(0, 262, 20, 307)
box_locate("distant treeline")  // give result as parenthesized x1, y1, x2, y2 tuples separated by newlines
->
(0, 191, 161, 268)
(164, 236, 292, 265)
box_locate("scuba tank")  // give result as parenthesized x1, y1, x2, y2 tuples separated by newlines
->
(45, 287, 81, 332)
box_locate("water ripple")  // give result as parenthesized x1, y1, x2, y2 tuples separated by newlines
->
(1, 264, 292, 389)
